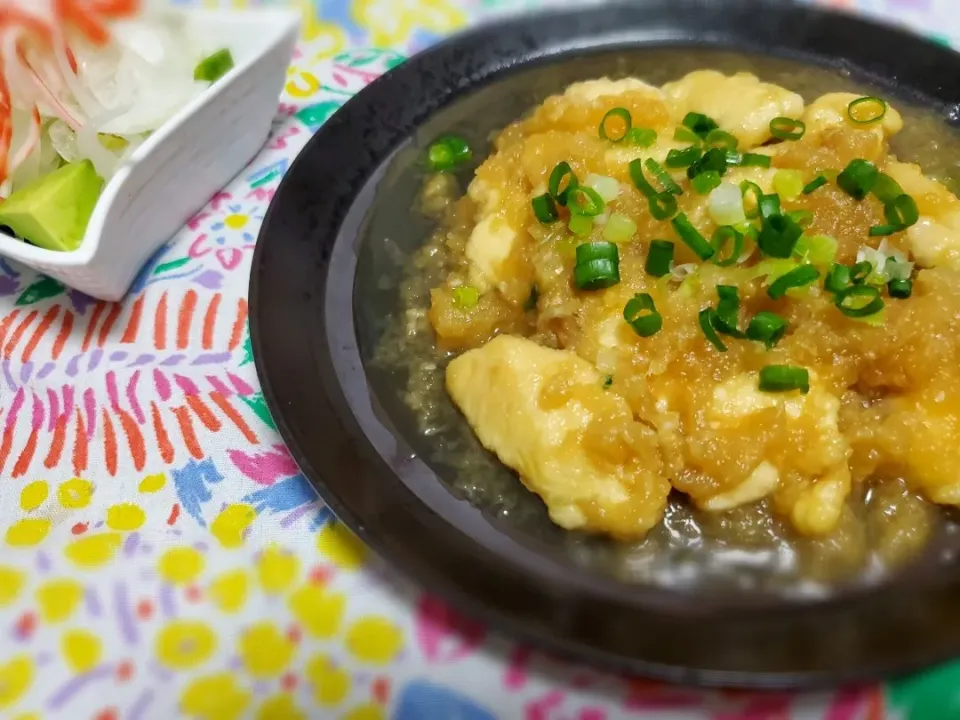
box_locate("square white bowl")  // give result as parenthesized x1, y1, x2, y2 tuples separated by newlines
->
(0, 8, 301, 301)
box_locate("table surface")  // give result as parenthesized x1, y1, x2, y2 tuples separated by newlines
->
(2, 1, 960, 718)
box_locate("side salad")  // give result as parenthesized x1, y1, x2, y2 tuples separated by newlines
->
(0, 4, 235, 252)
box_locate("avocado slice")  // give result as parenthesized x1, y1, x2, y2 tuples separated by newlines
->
(0, 159, 104, 252)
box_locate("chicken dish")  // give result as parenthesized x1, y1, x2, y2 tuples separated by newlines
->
(391, 70, 960, 572)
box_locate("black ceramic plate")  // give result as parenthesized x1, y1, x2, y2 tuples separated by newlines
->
(250, 0, 960, 689)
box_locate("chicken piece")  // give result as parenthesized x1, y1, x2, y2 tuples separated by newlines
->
(564, 77, 663, 103)
(702, 372, 852, 536)
(462, 177, 522, 294)
(879, 388, 960, 505)
(446, 335, 671, 539)
(661, 71, 804, 149)
(465, 214, 519, 293)
(804, 92, 903, 140)
(884, 160, 960, 270)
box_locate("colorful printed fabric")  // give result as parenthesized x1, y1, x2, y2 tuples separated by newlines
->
(1, 0, 959, 718)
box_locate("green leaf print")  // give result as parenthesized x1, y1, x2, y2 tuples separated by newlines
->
(15, 275, 64, 305)
(889, 664, 960, 719)
(295, 102, 343, 131)
(240, 330, 253, 366)
(153, 256, 191, 275)
(240, 392, 277, 430)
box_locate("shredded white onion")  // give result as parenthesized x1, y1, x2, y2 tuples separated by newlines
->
(709, 182, 747, 226)
(670, 263, 697, 282)
(585, 174, 621, 203)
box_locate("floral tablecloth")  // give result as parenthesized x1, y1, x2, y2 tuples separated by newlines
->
(2, 0, 960, 718)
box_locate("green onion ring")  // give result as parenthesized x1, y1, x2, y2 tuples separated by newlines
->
(548, 161, 578, 206)
(672, 213, 715, 260)
(531, 194, 558, 224)
(767, 264, 820, 300)
(770, 117, 806, 141)
(698, 308, 727, 351)
(835, 284, 884, 317)
(710, 226, 744, 267)
(888, 278, 913, 299)
(741, 180, 764, 219)
(645, 158, 683, 195)
(568, 186, 606, 217)
(747, 312, 788, 349)
(599, 107, 632, 142)
(824, 264, 852, 294)
(759, 365, 810, 393)
(645, 239, 675, 277)
(848, 96, 888, 126)
(803, 175, 828, 195)
(623, 293, 663, 337)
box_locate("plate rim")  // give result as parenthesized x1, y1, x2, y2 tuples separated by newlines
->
(250, 0, 960, 689)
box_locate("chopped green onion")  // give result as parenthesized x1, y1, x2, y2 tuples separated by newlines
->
(428, 135, 472, 172)
(868, 224, 901, 237)
(787, 209, 814, 228)
(848, 96, 887, 126)
(569, 214, 594, 237)
(626, 127, 657, 148)
(759, 365, 810, 393)
(549, 162, 578, 206)
(629, 159, 657, 197)
(888, 278, 913, 298)
(649, 192, 678, 221)
(794, 234, 837, 266)
(687, 148, 729, 179)
(835, 284, 884, 317)
(850, 261, 873, 284)
(623, 293, 663, 337)
(741, 181, 764, 219)
(599, 107, 632, 142)
(705, 129, 738, 150)
(884, 194, 920, 229)
(872, 173, 904, 204)
(774, 169, 805, 201)
(672, 213, 715, 260)
(524, 284, 539, 311)
(602, 213, 637, 243)
(747, 312, 788, 349)
(645, 240, 674, 277)
(666, 146, 703, 168)
(767, 264, 820, 300)
(674, 127, 702, 144)
(825, 264, 852, 294)
(568, 186, 606, 217)
(645, 159, 683, 195)
(603, 375, 613, 388)
(452, 286, 479, 308)
(194, 48, 235, 83)
(740, 153, 772, 168)
(803, 175, 829, 195)
(758, 193, 781, 220)
(574, 242, 620, 290)
(757, 213, 803, 258)
(692, 170, 722, 195)
(837, 159, 878, 200)
(576, 241, 617, 263)
(770, 117, 806, 141)
(714, 285, 745, 337)
(710, 226, 744, 267)
(682, 112, 719, 139)
(532, 193, 559, 224)
(698, 308, 727, 351)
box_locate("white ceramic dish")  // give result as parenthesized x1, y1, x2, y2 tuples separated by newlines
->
(0, 8, 300, 301)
